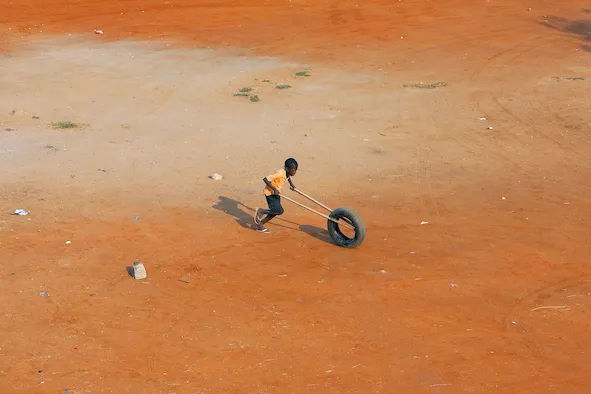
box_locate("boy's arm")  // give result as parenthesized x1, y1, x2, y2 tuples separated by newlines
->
(263, 177, 280, 195)
(288, 177, 297, 190)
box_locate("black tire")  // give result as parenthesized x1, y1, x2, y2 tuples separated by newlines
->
(327, 207, 366, 248)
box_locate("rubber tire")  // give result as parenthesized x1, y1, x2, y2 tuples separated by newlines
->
(327, 207, 366, 248)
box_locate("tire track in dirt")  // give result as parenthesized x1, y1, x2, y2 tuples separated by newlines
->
(468, 35, 549, 81)
(410, 74, 535, 249)
(529, 77, 591, 166)
(414, 90, 457, 247)
(406, 35, 576, 250)
(414, 38, 545, 179)
(491, 94, 575, 154)
(422, 33, 589, 192)
(501, 274, 591, 332)
(440, 92, 539, 175)
(470, 35, 580, 155)
(465, 35, 550, 170)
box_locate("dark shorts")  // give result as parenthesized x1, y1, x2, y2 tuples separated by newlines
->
(266, 195, 284, 215)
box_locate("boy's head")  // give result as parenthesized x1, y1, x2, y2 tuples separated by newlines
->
(284, 158, 298, 176)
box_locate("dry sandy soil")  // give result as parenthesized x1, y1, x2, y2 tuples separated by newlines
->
(1, 0, 591, 393)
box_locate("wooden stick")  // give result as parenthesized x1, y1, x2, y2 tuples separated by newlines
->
(281, 194, 356, 231)
(292, 189, 353, 227)
(292, 189, 332, 213)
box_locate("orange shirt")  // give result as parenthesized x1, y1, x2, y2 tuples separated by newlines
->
(264, 169, 288, 196)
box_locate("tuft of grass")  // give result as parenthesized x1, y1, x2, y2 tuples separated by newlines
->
(295, 70, 311, 77)
(50, 120, 81, 129)
(239, 87, 253, 93)
(250, 95, 261, 102)
(262, 79, 271, 83)
(276, 84, 292, 90)
(233, 93, 249, 97)
(552, 76, 585, 81)
(403, 81, 448, 89)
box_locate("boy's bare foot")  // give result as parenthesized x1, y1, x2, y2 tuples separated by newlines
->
(254, 221, 269, 233)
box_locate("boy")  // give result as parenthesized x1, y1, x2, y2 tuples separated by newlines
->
(254, 158, 298, 233)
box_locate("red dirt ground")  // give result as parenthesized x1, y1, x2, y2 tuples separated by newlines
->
(1, 0, 591, 392)
(2, 0, 588, 63)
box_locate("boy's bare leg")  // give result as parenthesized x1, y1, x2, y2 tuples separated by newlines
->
(256, 208, 270, 223)
(256, 208, 275, 223)
(254, 208, 262, 224)
(260, 214, 276, 226)
(254, 213, 275, 232)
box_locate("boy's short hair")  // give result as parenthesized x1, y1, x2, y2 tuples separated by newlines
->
(285, 158, 298, 169)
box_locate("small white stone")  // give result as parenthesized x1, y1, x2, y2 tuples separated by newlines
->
(132, 262, 147, 280)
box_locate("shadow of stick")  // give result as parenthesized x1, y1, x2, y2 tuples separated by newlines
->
(299, 224, 334, 245)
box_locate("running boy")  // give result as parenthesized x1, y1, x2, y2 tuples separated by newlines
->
(254, 158, 298, 233)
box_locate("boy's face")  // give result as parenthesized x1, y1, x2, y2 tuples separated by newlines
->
(286, 166, 298, 177)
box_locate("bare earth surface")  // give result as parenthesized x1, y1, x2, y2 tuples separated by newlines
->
(1, 1, 591, 393)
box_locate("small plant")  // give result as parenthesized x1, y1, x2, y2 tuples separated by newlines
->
(565, 77, 585, 81)
(295, 70, 311, 77)
(233, 87, 261, 102)
(262, 79, 271, 83)
(276, 84, 292, 89)
(403, 81, 448, 89)
(50, 120, 81, 129)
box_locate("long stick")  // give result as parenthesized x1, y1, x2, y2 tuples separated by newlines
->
(292, 189, 353, 227)
(281, 194, 356, 231)
(292, 189, 332, 212)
